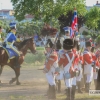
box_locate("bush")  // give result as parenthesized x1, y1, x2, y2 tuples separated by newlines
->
(24, 50, 45, 65)
(36, 47, 45, 50)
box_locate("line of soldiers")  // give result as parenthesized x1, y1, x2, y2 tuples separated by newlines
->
(43, 32, 100, 100)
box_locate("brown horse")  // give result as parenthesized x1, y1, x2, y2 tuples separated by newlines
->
(0, 37, 36, 85)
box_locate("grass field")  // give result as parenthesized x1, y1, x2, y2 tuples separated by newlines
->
(0, 93, 100, 100)
(0, 47, 100, 100)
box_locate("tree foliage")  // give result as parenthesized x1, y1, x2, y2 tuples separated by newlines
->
(11, 0, 86, 23)
(58, 11, 85, 34)
(85, 7, 100, 30)
(82, 30, 98, 40)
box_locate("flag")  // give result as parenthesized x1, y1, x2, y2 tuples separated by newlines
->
(71, 8, 78, 38)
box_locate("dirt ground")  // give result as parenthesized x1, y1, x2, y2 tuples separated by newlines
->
(0, 65, 100, 100)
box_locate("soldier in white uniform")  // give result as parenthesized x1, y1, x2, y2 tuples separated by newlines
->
(43, 39, 58, 99)
(72, 40, 83, 93)
(58, 38, 79, 100)
(83, 41, 94, 92)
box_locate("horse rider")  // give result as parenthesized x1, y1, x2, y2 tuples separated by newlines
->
(4, 22, 21, 68)
(83, 41, 94, 92)
(43, 39, 58, 100)
(58, 38, 79, 100)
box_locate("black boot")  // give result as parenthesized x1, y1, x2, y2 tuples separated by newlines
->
(77, 81, 83, 93)
(85, 83, 90, 93)
(71, 85, 76, 100)
(65, 88, 68, 96)
(66, 87, 71, 100)
(94, 79, 97, 89)
(51, 85, 56, 99)
(96, 82, 100, 90)
(15, 56, 20, 68)
(48, 85, 52, 99)
(55, 79, 58, 91)
(58, 80, 61, 93)
(85, 83, 87, 92)
(44, 84, 50, 96)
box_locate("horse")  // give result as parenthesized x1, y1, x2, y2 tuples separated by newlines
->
(0, 37, 36, 85)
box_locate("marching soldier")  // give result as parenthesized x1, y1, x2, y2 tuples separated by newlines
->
(94, 43, 100, 90)
(91, 45, 97, 89)
(55, 39, 62, 93)
(73, 39, 83, 93)
(58, 38, 79, 100)
(43, 39, 58, 100)
(83, 41, 94, 92)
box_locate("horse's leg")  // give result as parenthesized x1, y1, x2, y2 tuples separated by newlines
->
(15, 67, 20, 85)
(0, 65, 4, 83)
(9, 66, 17, 84)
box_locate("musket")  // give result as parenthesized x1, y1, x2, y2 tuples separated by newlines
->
(45, 32, 60, 61)
(79, 46, 84, 56)
(37, 31, 60, 71)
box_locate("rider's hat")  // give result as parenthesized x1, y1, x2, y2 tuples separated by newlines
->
(9, 22, 16, 30)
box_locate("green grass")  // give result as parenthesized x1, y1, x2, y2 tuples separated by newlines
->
(0, 93, 100, 100)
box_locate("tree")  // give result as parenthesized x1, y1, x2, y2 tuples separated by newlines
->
(0, 20, 9, 38)
(58, 11, 85, 34)
(82, 30, 98, 40)
(82, 7, 100, 41)
(11, 0, 86, 23)
(85, 7, 100, 30)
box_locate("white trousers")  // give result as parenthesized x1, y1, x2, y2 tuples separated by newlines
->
(93, 72, 98, 80)
(74, 64, 83, 82)
(76, 69, 83, 81)
(64, 77, 76, 87)
(55, 70, 64, 80)
(46, 73, 56, 86)
(72, 77, 76, 85)
(65, 78, 72, 87)
(85, 72, 93, 83)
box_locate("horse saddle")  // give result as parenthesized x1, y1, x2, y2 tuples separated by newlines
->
(2, 46, 19, 59)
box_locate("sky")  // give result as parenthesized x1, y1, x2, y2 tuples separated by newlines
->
(0, 0, 99, 10)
